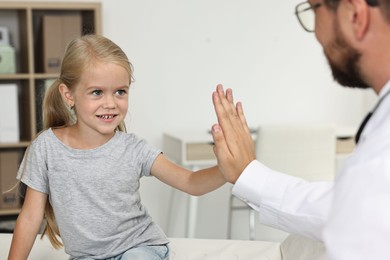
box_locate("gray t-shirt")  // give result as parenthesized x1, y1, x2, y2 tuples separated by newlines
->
(18, 129, 168, 259)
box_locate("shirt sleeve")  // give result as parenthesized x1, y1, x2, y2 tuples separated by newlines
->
(132, 136, 161, 177)
(232, 160, 333, 241)
(17, 139, 49, 194)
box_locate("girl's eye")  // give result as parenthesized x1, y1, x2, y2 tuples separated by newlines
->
(92, 90, 102, 96)
(116, 89, 127, 96)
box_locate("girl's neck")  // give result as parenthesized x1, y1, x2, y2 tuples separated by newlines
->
(52, 125, 116, 150)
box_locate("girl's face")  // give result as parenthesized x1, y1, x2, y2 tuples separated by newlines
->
(70, 61, 130, 137)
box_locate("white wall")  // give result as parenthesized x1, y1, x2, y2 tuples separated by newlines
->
(102, 0, 377, 142)
(5, 0, 378, 240)
(100, 0, 377, 240)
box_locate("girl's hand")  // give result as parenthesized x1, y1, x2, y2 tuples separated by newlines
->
(211, 84, 256, 184)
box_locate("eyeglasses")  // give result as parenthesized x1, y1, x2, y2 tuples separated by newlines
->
(295, 1, 322, 32)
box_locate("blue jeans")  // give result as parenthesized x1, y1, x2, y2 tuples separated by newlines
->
(109, 244, 169, 260)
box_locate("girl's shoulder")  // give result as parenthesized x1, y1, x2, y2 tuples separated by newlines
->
(32, 128, 54, 142)
(115, 131, 155, 149)
(116, 131, 139, 142)
(30, 128, 57, 148)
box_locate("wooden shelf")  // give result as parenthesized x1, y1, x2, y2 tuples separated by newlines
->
(0, 142, 30, 149)
(0, 1, 101, 214)
(0, 208, 20, 217)
(0, 74, 31, 80)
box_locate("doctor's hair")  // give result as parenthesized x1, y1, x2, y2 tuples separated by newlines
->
(41, 34, 134, 248)
(324, 0, 390, 23)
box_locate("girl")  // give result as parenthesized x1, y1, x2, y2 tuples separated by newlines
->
(8, 35, 225, 260)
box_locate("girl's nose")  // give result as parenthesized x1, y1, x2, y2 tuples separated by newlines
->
(103, 95, 116, 109)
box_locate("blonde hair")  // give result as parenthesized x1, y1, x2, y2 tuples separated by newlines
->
(41, 34, 133, 248)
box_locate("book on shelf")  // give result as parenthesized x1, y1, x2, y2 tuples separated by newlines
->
(0, 83, 19, 143)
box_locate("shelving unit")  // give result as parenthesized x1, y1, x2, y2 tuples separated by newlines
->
(0, 2, 101, 217)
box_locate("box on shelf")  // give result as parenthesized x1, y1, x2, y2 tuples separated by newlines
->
(0, 27, 16, 74)
(0, 151, 21, 209)
(41, 14, 82, 73)
(0, 26, 10, 45)
(0, 84, 19, 143)
(0, 43, 16, 74)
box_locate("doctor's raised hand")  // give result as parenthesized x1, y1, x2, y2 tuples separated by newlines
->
(211, 84, 256, 184)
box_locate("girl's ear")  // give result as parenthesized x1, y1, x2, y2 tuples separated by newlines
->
(59, 83, 74, 108)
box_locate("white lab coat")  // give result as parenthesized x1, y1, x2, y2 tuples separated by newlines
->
(232, 82, 390, 260)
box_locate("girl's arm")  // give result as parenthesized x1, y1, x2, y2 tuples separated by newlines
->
(151, 154, 226, 196)
(8, 187, 47, 260)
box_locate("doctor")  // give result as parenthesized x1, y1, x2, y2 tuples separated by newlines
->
(211, 0, 390, 259)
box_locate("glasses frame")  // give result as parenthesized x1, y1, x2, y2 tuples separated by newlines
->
(295, 1, 322, 33)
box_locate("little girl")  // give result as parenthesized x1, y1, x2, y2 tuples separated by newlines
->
(8, 35, 226, 260)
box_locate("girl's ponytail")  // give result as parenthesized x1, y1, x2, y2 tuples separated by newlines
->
(43, 79, 75, 129)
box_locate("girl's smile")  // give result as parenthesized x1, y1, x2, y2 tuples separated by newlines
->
(97, 114, 117, 120)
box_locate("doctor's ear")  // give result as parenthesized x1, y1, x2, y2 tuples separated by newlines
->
(349, 0, 370, 40)
(59, 83, 74, 109)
